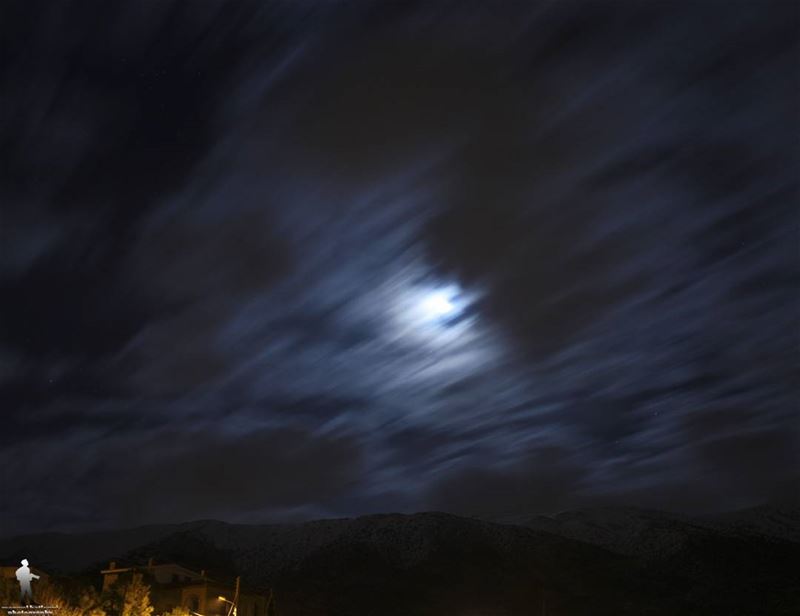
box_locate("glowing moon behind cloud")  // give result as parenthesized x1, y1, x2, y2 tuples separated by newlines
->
(420, 289, 457, 319)
(381, 274, 488, 355)
(413, 284, 468, 327)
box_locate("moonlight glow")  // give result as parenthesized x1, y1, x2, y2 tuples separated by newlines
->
(421, 290, 457, 319)
(412, 284, 468, 327)
(382, 274, 488, 353)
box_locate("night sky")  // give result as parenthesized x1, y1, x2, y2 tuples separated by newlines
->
(1, 1, 798, 537)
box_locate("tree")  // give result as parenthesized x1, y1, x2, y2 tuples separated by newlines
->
(76, 585, 107, 616)
(118, 574, 153, 616)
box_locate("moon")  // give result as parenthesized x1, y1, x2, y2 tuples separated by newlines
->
(416, 285, 465, 325)
(421, 290, 457, 318)
(384, 279, 476, 346)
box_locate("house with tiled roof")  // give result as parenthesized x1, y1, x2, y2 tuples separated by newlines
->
(101, 559, 269, 616)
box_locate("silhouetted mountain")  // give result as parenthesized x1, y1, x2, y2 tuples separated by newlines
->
(1, 507, 797, 615)
(523, 505, 800, 614)
(523, 504, 800, 553)
(700, 502, 800, 544)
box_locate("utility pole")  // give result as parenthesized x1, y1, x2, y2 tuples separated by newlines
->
(219, 577, 240, 616)
(233, 576, 240, 616)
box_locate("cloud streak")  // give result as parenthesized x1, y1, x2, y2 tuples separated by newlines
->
(1, 0, 797, 535)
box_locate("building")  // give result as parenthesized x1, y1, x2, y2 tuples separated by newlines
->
(100, 560, 269, 616)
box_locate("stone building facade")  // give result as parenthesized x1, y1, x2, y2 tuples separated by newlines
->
(100, 560, 268, 616)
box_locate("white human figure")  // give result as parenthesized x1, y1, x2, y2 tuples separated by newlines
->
(15, 559, 40, 605)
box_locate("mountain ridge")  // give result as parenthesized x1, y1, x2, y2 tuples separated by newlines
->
(1, 506, 798, 615)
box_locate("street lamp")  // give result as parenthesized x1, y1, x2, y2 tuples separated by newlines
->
(218, 596, 236, 616)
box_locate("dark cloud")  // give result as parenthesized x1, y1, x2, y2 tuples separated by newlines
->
(0, 237, 151, 359)
(600, 431, 800, 515)
(0, 399, 170, 447)
(279, 32, 500, 181)
(1, 0, 256, 211)
(426, 446, 591, 517)
(693, 429, 799, 497)
(0, 425, 362, 535)
(103, 427, 363, 525)
(1, 1, 798, 534)
(0, 0, 287, 366)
